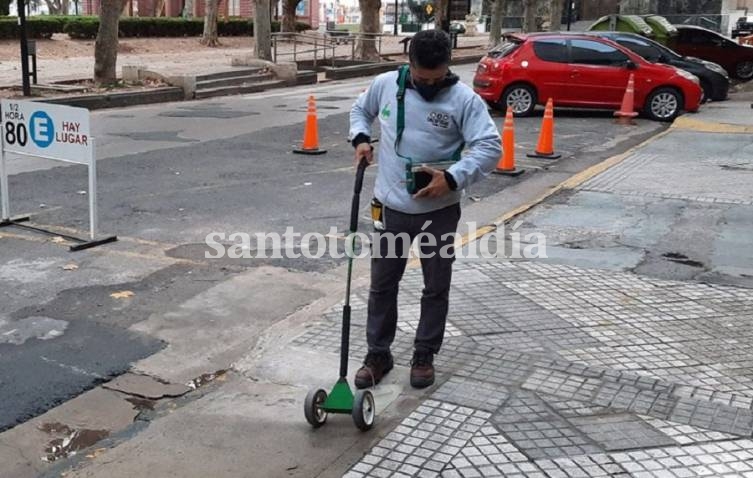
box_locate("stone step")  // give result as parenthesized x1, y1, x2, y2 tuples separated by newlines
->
(194, 80, 287, 99)
(195, 73, 275, 90)
(195, 68, 264, 82)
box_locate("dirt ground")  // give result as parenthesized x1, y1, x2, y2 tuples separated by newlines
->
(0, 32, 490, 95)
(0, 32, 490, 62)
(0, 33, 255, 61)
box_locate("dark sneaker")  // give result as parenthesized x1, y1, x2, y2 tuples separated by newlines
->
(410, 351, 435, 389)
(355, 352, 394, 389)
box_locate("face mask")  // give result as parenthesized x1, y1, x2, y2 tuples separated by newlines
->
(412, 79, 442, 101)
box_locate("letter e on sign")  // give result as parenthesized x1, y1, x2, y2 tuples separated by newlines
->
(30, 111, 54, 148)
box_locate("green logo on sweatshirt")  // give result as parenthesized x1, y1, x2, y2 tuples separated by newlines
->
(381, 104, 391, 119)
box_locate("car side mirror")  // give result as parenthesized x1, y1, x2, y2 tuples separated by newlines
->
(626, 60, 638, 70)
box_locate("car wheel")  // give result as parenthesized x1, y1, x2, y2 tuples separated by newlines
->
(735, 61, 753, 80)
(644, 87, 683, 122)
(501, 84, 537, 117)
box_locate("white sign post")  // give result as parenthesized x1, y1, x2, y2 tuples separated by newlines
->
(0, 100, 116, 251)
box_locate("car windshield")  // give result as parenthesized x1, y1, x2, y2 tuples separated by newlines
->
(653, 42, 681, 60)
(489, 40, 521, 58)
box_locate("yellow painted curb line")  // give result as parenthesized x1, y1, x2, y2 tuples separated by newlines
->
(407, 128, 673, 267)
(671, 116, 753, 134)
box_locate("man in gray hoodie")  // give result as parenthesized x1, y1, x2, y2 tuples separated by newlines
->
(349, 29, 501, 389)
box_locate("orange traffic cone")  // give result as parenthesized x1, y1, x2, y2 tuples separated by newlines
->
(493, 109, 524, 176)
(614, 73, 639, 123)
(527, 98, 561, 160)
(294, 95, 327, 155)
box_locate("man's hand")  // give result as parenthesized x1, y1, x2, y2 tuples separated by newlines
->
(355, 143, 374, 168)
(413, 166, 451, 199)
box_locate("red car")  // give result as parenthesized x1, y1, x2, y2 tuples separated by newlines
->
(668, 25, 753, 81)
(473, 33, 703, 121)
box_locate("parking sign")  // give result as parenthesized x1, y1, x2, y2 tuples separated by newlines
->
(0, 99, 115, 249)
(1, 100, 91, 165)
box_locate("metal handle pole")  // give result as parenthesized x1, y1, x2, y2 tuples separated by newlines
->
(17, 0, 31, 96)
(89, 138, 97, 240)
(0, 148, 9, 221)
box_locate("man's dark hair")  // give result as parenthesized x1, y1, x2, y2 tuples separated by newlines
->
(408, 29, 451, 69)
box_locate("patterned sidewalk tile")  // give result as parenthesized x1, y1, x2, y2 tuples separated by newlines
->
(344, 400, 492, 478)
(314, 261, 753, 477)
(431, 377, 510, 413)
(536, 454, 632, 477)
(607, 440, 753, 477)
(492, 391, 558, 424)
(522, 369, 602, 403)
(639, 415, 740, 445)
(496, 417, 601, 460)
(569, 414, 677, 451)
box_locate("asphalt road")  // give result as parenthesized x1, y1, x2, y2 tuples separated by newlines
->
(0, 63, 664, 433)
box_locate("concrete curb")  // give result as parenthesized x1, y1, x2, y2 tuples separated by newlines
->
(36, 87, 185, 110)
(26, 54, 484, 110)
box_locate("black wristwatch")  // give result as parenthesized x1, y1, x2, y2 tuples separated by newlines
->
(351, 133, 371, 148)
(444, 170, 458, 191)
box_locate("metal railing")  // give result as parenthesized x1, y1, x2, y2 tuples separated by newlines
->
(271, 32, 388, 66)
(271, 33, 337, 68)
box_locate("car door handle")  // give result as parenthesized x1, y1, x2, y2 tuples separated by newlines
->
(570, 72, 580, 78)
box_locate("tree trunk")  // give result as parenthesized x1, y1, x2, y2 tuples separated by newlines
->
(434, 0, 450, 32)
(282, 0, 300, 32)
(255, 0, 272, 60)
(549, 0, 562, 31)
(488, 0, 504, 47)
(201, 0, 220, 46)
(357, 0, 380, 60)
(183, 0, 194, 17)
(522, 0, 537, 32)
(43, 0, 63, 14)
(94, 0, 122, 84)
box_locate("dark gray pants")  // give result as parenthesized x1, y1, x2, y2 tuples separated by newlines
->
(367, 202, 461, 356)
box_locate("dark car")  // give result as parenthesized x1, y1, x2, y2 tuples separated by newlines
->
(668, 25, 753, 80)
(587, 31, 729, 101)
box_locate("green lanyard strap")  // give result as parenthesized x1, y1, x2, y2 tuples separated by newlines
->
(395, 65, 408, 153)
(394, 64, 464, 164)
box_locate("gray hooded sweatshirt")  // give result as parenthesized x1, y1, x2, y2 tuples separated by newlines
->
(349, 68, 502, 215)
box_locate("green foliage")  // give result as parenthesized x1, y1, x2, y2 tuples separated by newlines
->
(0, 16, 71, 39)
(0, 16, 310, 40)
(0, 0, 12, 16)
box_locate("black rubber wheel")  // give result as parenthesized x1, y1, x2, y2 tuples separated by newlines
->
(304, 388, 328, 428)
(501, 84, 537, 117)
(352, 390, 375, 431)
(644, 87, 683, 122)
(735, 61, 753, 81)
